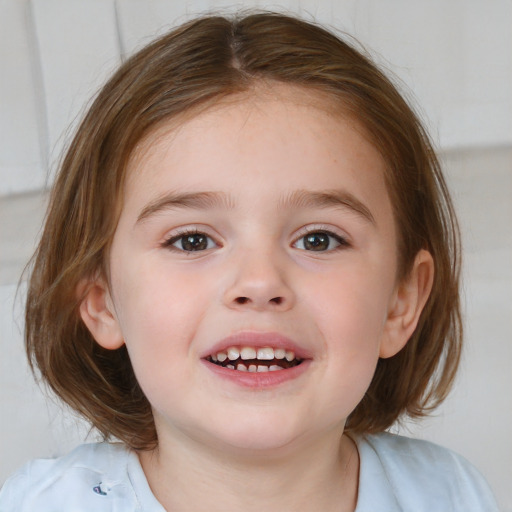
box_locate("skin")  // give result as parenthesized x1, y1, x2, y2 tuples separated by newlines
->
(80, 85, 433, 511)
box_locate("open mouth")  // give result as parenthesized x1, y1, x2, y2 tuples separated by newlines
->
(205, 346, 304, 372)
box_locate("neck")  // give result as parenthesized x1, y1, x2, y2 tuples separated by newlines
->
(139, 428, 359, 512)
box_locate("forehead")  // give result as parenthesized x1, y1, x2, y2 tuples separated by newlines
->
(122, 85, 390, 220)
(127, 85, 384, 188)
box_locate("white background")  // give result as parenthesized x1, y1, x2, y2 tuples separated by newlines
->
(1, 0, 511, 509)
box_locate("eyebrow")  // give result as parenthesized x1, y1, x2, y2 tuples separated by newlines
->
(136, 188, 375, 225)
(279, 189, 375, 224)
(137, 191, 234, 223)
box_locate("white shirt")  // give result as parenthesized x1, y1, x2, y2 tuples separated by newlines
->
(0, 432, 499, 511)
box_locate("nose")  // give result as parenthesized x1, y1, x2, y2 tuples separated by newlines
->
(223, 248, 295, 312)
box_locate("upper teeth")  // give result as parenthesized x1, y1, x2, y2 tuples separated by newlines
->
(211, 346, 298, 362)
(240, 347, 256, 359)
(227, 347, 240, 360)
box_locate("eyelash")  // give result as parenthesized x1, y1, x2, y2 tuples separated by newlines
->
(292, 227, 350, 252)
(162, 226, 350, 253)
(162, 229, 219, 252)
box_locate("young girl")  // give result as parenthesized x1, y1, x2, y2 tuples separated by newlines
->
(0, 12, 498, 512)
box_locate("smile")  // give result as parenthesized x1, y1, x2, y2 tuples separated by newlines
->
(206, 346, 303, 372)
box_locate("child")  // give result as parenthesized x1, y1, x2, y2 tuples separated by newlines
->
(0, 11, 498, 512)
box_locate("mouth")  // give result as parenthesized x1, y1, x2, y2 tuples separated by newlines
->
(201, 332, 312, 385)
(205, 346, 304, 372)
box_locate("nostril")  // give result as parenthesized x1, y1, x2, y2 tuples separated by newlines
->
(233, 296, 284, 306)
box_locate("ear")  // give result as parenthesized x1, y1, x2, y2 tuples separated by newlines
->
(78, 278, 125, 350)
(380, 249, 434, 359)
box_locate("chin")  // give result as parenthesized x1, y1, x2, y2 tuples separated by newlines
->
(198, 413, 307, 456)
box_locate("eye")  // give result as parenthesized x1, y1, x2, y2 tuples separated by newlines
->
(293, 230, 347, 252)
(164, 231, 217, 252)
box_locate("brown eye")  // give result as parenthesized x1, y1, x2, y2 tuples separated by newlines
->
(294, 231, 345, 251)
(181, 234, 208, 251)
(304, 232, 330, 251)
(166, 232, 216, 251)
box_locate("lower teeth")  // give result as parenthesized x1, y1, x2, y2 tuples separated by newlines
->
(208, 356, 301, 372)
(248, 364, 281, 372)
(215, 361, 298, 372)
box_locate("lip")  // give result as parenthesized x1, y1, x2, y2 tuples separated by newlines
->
(201, 358, 311, 388)
(200, 331, 313, 360)
(200, 331, 312, 389)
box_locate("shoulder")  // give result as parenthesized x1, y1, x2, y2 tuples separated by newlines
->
(355, 432, 499, 512)
(0, 443, 143, 511)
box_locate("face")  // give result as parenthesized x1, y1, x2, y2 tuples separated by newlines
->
(84, 87, 422, 455)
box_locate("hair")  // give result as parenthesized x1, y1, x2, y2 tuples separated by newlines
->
(25, 11, 462, 450)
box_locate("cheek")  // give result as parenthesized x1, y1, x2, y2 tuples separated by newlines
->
(113, 256, 208, 329)
(308, 264, 391, 338)
(109, 262, 206, 386)
(305, 266, 392, 397)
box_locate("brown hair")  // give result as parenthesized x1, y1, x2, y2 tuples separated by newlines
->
(25, 12, 462, 450)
